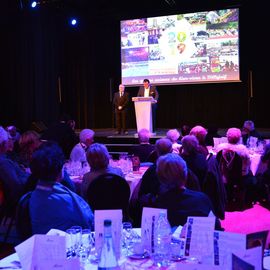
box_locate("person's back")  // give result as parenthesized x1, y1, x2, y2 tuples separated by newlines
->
(155, 187, 214, 227)
(30, 181, 93, 234)
(81, 143, 124, 199)
(70, 129, 95, 163)
(128, 128, 155, 162)
(28, 141, 94, 234)
(0, 127, 29, 210)
(154, 153, 220, 229)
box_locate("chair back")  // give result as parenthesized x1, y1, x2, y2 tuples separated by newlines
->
(216, 149, 246, 211)
(216, 149, 242, 185)
(86, 173, 131, 221)
(15, 191, 33, 241)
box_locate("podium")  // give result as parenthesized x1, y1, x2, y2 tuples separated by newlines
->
(132, 97, 156, 134)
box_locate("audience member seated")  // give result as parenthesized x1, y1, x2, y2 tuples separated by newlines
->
(154, 153, 221, 230)
(216, 127, 257, 210)
(166, 129, 181, 154)
(242, 120, 262, 146)
(6, 125, 21, 147)
(179, 124, 191, 140)
(24, 142, 76, 193)
(128, 128, 155, 163)
(180, 135, 208, 189)
(18, 130, 42, 168)
(81, 143, 124, 199)
(41, 113, 79, 159)
(130, 138, 200, 227)
(25, 141, 94, 235)
(0, 126, 29, 213)
(205, 126, 220, 146)
(189, 125, 209, 157)
(70, 129, 95, 163)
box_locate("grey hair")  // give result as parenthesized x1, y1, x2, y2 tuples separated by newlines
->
(138, 128, 151, 143)
(181, 135, 199, 154)
(80, 129, 95, 144)
(226, 127, 241, 144)
(190, 125, 207, 144)
(156, 153, 187, 187)
(166, 129, 180, 143)
(86, 143, 110, 171)
(155, 138, 172, 157)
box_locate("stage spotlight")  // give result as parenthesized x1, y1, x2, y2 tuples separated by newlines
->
(31, 1, 37, 8)
(70, 18, 77, 26)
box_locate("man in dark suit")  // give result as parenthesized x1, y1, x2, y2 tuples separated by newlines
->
(113, 84, 129, 135)
(137, 79, 159, 132)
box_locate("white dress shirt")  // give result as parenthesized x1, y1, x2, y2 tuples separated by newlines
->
(144, 88, 150, 97)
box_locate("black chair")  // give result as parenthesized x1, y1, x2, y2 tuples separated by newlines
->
(0, 182, 18, 249)
(86, 173, 131, 222)
(216, 149, 246, 211)
(15, 191, 33, 242)
(203, 154, 227, 220)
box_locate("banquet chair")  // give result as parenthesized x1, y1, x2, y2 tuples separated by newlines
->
(0, 182, 17, 248)
(203, 154, 227, 220)
(216, 149, 246, 211)
(86, 173, 131, 222)
(15, 191, 32, 242)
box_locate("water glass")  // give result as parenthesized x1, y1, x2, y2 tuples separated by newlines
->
(170, 239, 185, 261)
(66, 226, 82, 257)
(78, 229, 94, 264)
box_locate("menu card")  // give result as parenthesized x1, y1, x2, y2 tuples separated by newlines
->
(94, 209, 123, 259)
(15, 234, 68, 270)
(212, 230, 246, 267)
(233, 246, 262, 270)
(141, 207, 167, 253)
(184, 216, 215, 264)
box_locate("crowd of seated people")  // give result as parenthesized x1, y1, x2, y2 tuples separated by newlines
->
(0, 119, 270, 247)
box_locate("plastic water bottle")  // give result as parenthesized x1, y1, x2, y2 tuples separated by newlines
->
(153, 210, 172, 267)
(98, 220, 120, 270)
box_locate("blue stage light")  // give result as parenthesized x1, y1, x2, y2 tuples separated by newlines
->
(31, 1, 37, 8)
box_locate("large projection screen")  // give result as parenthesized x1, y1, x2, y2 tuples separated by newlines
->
(121, 8, 240, 86)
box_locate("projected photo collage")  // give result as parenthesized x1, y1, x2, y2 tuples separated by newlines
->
(121, 9, 239, 85)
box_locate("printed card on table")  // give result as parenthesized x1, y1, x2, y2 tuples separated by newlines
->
(34, 258, 80, 270)
(141, 207, 167, 253)
(94, 209, 123, 259)
(15, 234, 66, 270)
(184, 216, 215, 263)
(212, 230, 246, 268)
(233, 246, 262, 270)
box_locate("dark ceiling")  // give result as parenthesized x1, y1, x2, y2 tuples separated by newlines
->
(3, 0, 246, 22)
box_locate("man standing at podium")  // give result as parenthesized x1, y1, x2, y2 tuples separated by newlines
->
(137, 79, 159, 132)
(113, 84, 129, 135)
